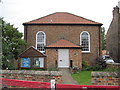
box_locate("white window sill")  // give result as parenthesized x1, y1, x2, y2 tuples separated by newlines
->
(40, 51, 45, 53)
(82, 51, 91, 53)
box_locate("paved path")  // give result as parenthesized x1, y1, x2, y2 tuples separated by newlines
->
(59, 68, 78, 85)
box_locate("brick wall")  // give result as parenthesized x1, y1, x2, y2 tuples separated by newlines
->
(91, 72, 120, 86)
(24, 25, 101, 65)
(46, 48, 82, 69)
(107, 63, 120, 70)
(1, 70, 62, 84)
(69, 49, 82, 69)
(46, 49, 58, 69)
(106, 6, 120, 63)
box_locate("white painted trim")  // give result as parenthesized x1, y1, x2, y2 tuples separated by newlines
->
(80, 31, 90, 53)
(36, 31, 46, 53)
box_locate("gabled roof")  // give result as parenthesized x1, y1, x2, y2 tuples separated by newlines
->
(19, 46, 46, 57)
(46, 39, 81, 49)
(23, 12, 102, 25)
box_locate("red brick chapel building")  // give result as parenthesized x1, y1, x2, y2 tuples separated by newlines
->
(18, 12, 102, 69)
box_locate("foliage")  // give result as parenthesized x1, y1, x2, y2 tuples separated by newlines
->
(82, 58, 118, 72)
(82, 60, 106, 71)
(0, 19, 2, 69)
(95, 57, 107, 70)
(48, 67, 59, 71)
(71, 71, 92, 85)
(82, 60, 88, 68)
(1, 18, 26, 69)
(21, 68, 45, 71)
(82, 60, 90, 71)
(101, 27, 106, 50)
(70, 66, 80, 74)
(103, 65, 119, 72)
(103, 67, 118, 72)
(83, 65, 103, 71)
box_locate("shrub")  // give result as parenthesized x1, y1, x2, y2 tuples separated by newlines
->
(82, 60, 105, 71)
(70, 66, 80, 74)
(95, 57, 107, 69)
(21, 68, 44, 71)
(48, 67, 59, 71)
(103, 66, 119, 72)
(82, 60, 89, 69)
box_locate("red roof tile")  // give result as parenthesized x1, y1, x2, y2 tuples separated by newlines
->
(46, 39, 81, 48)
(23, 12, 102, 25)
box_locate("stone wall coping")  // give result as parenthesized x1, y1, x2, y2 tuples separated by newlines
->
(107, 63, 120, 65)
(1, 70, 62, 76)
(91, 72, 119, 77)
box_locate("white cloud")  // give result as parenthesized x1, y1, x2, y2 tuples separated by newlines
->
(0, 0, 118, 33)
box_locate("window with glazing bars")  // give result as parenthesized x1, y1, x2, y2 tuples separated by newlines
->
(80, 31, 90, 52)
(36, 31, 46, 53)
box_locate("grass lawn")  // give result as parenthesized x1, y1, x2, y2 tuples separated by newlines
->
(71, 71, 92, 85)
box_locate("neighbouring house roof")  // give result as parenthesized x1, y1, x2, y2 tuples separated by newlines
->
(46, 39, 81, 49)
(23, 12, 102, 25)
(18, 46, 46, 57)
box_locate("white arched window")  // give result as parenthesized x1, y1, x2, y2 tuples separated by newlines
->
(36, 31, 46, 53)
(80, 31, 90, 52)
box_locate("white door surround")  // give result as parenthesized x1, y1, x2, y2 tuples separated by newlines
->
(58, 49, 69, 68)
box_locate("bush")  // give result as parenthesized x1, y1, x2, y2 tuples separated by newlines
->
(82, 60, 89, 70)
(48, 67, 59, 71)
(70, 66, 80, 74)
(82, 60, 105, 71)
(21, 68, 45, 71)
(83, 66, 104, 71)
(103, 66, 119, 72)
(95, 57, 107, 69)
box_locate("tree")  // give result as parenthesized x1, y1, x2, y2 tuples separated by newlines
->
(0, 18, 2, 69)
(101, 27, 106, 50)
(1, 18, 26, 69)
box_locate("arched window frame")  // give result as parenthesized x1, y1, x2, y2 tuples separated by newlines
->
(80, 31, 90, 53)
(36, 31, 46, 53)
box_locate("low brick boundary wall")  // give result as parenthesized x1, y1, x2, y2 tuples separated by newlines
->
(91, 72, 120, 86)
(1, 70, 62, 84)
(107, 63, 120, 69)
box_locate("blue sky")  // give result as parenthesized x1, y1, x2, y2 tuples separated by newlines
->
(0, 0, 119, 33)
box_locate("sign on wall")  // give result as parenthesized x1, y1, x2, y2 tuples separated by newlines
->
(21, 58, 30, 67)
(33, 58, 44, 68)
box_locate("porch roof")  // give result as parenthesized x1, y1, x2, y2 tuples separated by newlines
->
(18, 46, 46, 57)
(45, 39, 81, 49)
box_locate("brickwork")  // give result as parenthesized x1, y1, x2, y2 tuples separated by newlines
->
(69, 49, 82, 69)
(46, 48, 82, 69)
(106, 6, 120, 63)
(25, 25, 101, 65)
(91, 72, 120, 86)
(107, 63, 120, 70)
(1, 70, 62, 84)
(46, 49, 58, 69)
